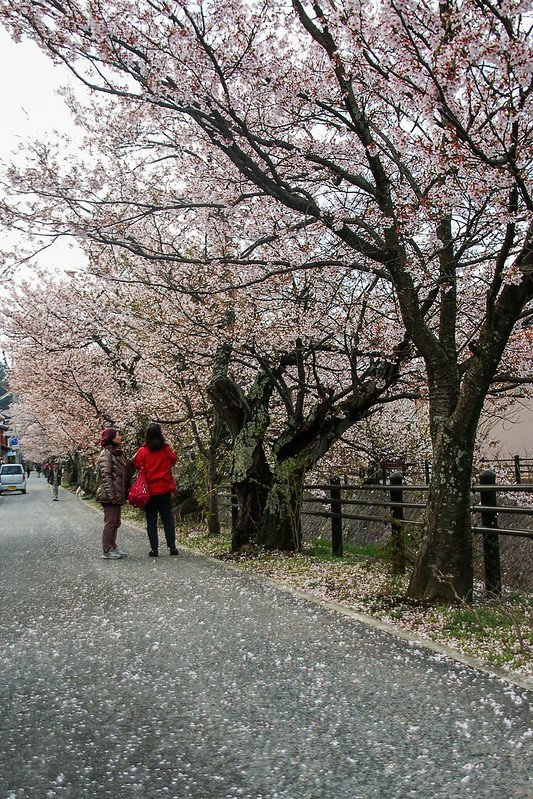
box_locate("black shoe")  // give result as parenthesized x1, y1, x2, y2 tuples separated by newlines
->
(149, 550, 159, 557)
(169, 547, 179, 556)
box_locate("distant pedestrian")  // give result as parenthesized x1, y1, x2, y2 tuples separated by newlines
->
(133, 423, 178, 557)
(25, 462, 31, 478)
(43, 463, 51, 480)
(96, 428, 133, 560)
(48, 463, 62, 501)
(36, 464, 41, 478)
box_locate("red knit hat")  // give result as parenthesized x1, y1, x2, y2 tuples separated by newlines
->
(100, 427, 118, 447)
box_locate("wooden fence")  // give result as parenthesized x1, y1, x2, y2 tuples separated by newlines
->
(301, 470, 533, 595)
(344, 454, 533, 486)
(225, 469, 533, 595)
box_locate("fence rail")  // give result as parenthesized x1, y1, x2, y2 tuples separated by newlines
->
(478, 455, 533, 485)
(342, 454, 533, 486)
(222, 468, 533, 595)
(302, 470, 533, 594)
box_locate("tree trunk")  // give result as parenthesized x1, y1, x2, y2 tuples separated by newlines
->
(206, 488, 220, 536)
(256, 465, 305, 551)
(208, 345, 276, 551)
(208, 342, 407, 553)
(206, 444, 221, 536)
(231, 442, 272, 552)
(231, 480, 269, 551)
(407, 425, 476, 601)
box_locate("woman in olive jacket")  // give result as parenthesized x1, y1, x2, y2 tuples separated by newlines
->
(96, 428, 133, 559)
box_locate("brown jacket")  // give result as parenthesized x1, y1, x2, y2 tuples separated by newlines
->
(96, 445, 132, 505)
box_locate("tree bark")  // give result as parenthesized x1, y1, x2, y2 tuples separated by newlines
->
(256, 464, 305, 551)
(207, 344, 274, 550)
(206, 443, 221, 536)
(407, 424, 476, 600)
(231, 443, 271, 551)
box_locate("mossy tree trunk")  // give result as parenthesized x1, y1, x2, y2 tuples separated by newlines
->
(256, 464, 305, 551)
(206, 441, 221, 536)
(209, 341, 410, 552)
(256, 382, 400, 550)
(407, 423, 477, 600)
(403, 235, 533, 600)
(230, 444, 272, 550)
(208, 344, 276, 551)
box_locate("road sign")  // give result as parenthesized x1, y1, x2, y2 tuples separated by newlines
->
(9, 437, 19, 450)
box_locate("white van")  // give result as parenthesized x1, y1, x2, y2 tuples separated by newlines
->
(0, 464, 27, 494)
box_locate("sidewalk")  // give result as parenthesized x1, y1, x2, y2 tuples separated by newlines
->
(0, 479, 531, 799)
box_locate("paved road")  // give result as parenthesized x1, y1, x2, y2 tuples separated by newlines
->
(0, 477, 531, 799)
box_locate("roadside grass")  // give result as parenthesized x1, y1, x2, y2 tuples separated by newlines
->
(178, 527, 533, 679)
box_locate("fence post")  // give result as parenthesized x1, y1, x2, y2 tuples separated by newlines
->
(330, 475, 343, 557)
(478, 469, 501, 596)
(230, 485, 239, 534)
(514, 454, 521, 485)
(424, 460, 431, 485)
(389, 472, 406, 574)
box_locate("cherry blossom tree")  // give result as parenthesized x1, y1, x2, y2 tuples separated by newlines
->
(92, 245, 419, 551)
(3, 237, 418, 551)
(1, 0, 532, 598)
(0, 362, 10, 411)
(1, 270, 173, 461)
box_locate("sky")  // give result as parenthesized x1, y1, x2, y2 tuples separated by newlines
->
(0, 25, 87, 277)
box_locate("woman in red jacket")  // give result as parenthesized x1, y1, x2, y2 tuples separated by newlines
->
(133, 423, 178, 557)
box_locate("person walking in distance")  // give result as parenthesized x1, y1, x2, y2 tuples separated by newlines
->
(133, 423, 178, 557)
(48, 462, 62, 501)
(96, 428, 133, 560)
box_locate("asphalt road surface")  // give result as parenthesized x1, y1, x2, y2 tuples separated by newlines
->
(0, 477, 531, 799)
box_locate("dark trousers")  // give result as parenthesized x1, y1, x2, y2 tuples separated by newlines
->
(102, 504, 121, 553)
(145, 492, 175, 551)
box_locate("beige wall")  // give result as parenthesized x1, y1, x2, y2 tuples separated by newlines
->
(480, 400, 533, 457)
